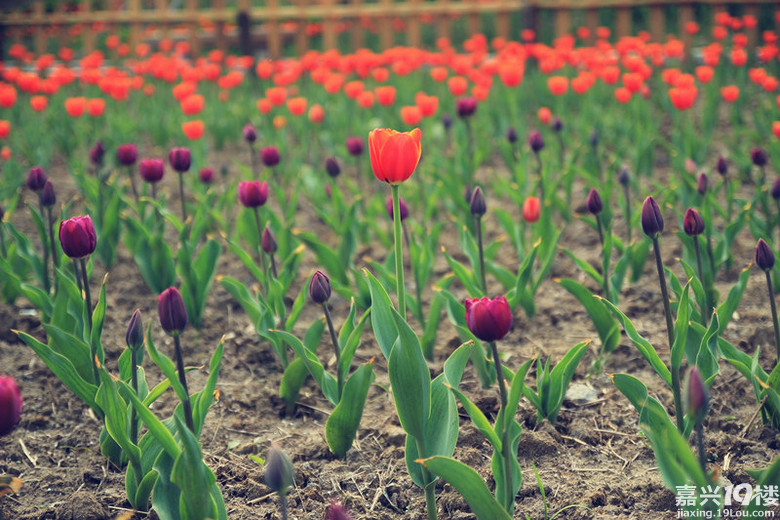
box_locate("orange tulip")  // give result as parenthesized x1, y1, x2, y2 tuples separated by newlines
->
(669, 86, 698, 110)
(308, 103, 325, 123)
(523, 196, 541, 223)
(416, 94, 438, 117)
(357, 91, 375, 109)
(273, 115, 287, 129)
(182, 120, 204, 140)
(448, 76, 468, 96)
(498, 61, 524, 87)
(87, 98, 106, 117)
(375, 86, 396, 107)
(30, 95, 48, 112)
(537, 107, 551, 125)
(773, 121, 780, 139)
(266, 86, 287, 106)
(180, 94, 204, 115)
(344, 81, 364, 99)
(547, 76, 568, 96)
(721, 85, 739, 103)
(1, 146, 10, 161)
(65, 97, 86, 117)
(368, 128, 422, 185)
(695, 66, 714, 84)
(400, 106, 423, 126)
(0, 85, 18, 108)
(287, 96, 307, 116)
(430, 67, 449, 82)
(0, 121, 9, 139)
(614, 87, 632, 104)
(257, 98, 272, 114)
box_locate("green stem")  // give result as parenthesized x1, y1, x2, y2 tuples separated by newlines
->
(79, 258, 98, 385)
(596, 215, 608, 300)
(46, 206, 58, 294)
(392, 185, 406, 318)
(652, 237, 683, 433)
(128, 166, 140, 206)
(693, 237, 707, 326)
(415, 438, 438, 520)
(695, 422, 706, 475)
(269, 253, 278, 279)
(535, 152, 544, 201)
(765, 270, 780, 362)
(173, 334, 195, 432)
(253, 208, 269, 295)
(39, 197, 50, 294)
(0, 222, 7, 258)
(178, 172, 188, 222)
(322, 303, 343, 400)
(130, 348, 139, 446)
(476, 216, 487, 294)
(489, 341, 513, 513)
(623, 183, 632, 244)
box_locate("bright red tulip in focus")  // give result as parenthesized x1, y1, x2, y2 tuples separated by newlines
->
(523, 196, 541, 223)
(464, 296, 513, 342)
(368, 128, 422, 185)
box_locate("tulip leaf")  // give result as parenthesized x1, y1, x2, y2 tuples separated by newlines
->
(90, 275, 108, 367)
(670, 283, 690, 372)
(285, 272, 312, 332)
(365, 270, 398, 359)
(294, 230, 348, 285)
(449, 386, 501, 450)
(388, 309, 430, 441)
(118, 380, 181, 459)
(556, 278, 620, 354)
(279, 358, 308, 413)
(545, 341, 590, 423)
(326, 362, 374, 458)
(195, 339, 224, 433)
(225, 238, 265, 284)
(418, 456, 512, 520)
(506, 241, 539, 310)
(171, 415, 218, 520)
(561, 248, 603, 286)
(716, 264, 750, 333)
(270, 329, 338, 406)
(96, 369, 143, 477)
(338, 307, 371, 382)
(442, 248, 481, 298)
(43, 324, 94, 383)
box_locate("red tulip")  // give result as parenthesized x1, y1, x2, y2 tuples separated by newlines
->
(0, 376, 22, 437)
(368, 128, 422, 185)
(464, 296, 512, 342)
(59, 215, 97, 259)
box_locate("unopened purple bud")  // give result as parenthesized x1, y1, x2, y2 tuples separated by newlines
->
(386, 195, 409, 221)
(506, 126, 518, 144)
(469, 186, 486, 216)
(641, 196, 664, 237)
(756, 238, 775, 271)
(716, 155, 728, 176)
(40, 180, 56, 208)
(243, 124, 257, 144)
(586, 188, 602, 215)
(697, 173, 708, 195)
(169, 147, 192, 173)
(552, 116, 563, 132)
(116, 143, 138, 167)
(157, 287, 188, 336)
(260, 146, 280, 167)
(455, 97, 478, 118)
(442, 113, 452, 130)
(772, 178, 780, 200)
(325, 157, 341, 178)
(686, 367, 709, 425)
(199, 167, 214, 184)
(589, 130, 598, 148)
(89, 140, 105, 166)
(309, 270, 331, 304)
(617, 166, 630, 186)
(126, 309, 144, 351)
(264, 446, 294, 497)
(345, 137, 364, 157)
(529, 130, 545, 153)
(683, 208, 705, 236)
(751, 147, 768, 167)
(139, 158, 165, 183)
(262, 225, 277, 254)
(26, 166, 48, 191)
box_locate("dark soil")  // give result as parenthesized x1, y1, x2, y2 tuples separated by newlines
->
(1, 146, 779, 520)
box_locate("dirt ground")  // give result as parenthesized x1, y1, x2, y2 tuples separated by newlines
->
(1, 144, 780, 520)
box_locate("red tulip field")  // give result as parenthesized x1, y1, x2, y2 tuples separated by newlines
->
(2, 9, 780, 520)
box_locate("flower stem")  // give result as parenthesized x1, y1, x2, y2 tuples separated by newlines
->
(322, 303, 343, 400)
(38, 197, 50, 294)
(695, 422, 706, 475)
(0, 222, 7, 258)
(128, 166, 140, 205)
(130, 348, 139, 446)
(489, 341, 513, 513)
(46, 206, 58, 294)
(765, 269, 780, 361)
(693, 237, 707, 326)
(173, 334, 195, 432)
(476, 216, 487, 294)
(79, 258, 98, 385)
(253, 208, 269, 295)
(652, 237, 683, 433)
(596, 215, 608, 300)
(392, 185, 406, 319)
(623, 183, 632, 244)
(178, 172, 188, 222)
(415, 438, 438, 520)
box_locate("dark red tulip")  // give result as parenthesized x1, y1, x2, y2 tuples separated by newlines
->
(309, 270, 331, 304)
(40, 180, 56, 208)
(586, 188, 602, 215)
(756, 239, 775, 271)
(686, 367, 709, 425)
(260, 146, 280, 167)
(89, 140, 105, 166)
(0, 375, 22, 437)
(325, 157, 341, 178)
(464, 296, 513, 342)
(697, 173, 708, 195)
(716, 155, 728, 176)
(751, 147, 768, 167)
(455, 96, 478, 118)
(771, 178, 780, 200)
(126, 309, 144, 351)
(617, 166, 630, 186)
(529, 130, 545, 153)
(238, 180, 268, 208)
(243, 124, 257, 144)
(506, 126, 518, 144)
(641, 196, 664, 237)
(139, 158, 165, 183)
(26, 166, 47, 191)
(158, 287, 188, 336)
(59, 215, 97, 259)
(345, 137, 364, 157)
(262, 225, 277, 254)
(552, 116, 563, 132)
(683, 208, 705, 236)
(116, 143, 138, 166)
(199, 167, 214, 184)
(470, 186, 486, 216)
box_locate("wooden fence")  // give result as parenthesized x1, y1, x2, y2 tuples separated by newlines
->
(2, 0, 778, 59)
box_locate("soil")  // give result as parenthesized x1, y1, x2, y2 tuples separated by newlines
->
(1, 144, 780, 520)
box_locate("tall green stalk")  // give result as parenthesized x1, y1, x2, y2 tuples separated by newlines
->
(392, 185, 406, 318)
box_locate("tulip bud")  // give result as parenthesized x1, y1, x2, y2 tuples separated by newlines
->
(386, 195, 409, 221)
(157, 287, 188, 336)
(59, 215, 97, 259)
(89, 140, 105, 166)
(686, 367, 709, 425)
(617, 166, 630, 186)
(442, 113, 452, 130)
(697, 173, 708, 195)
(685, 158, 698, 175)
(455, 97, 478, 118)
(716, 155, 728, 176)
(529, 130, 545, 153)
(345, 137, 364, 157)
(585, 188, 602, 215)
(243, 123, 257, 144)
(552, 116, 563, 132)
(26, 166, 48, 191)
(325, 157, 341, 178)
(506, 126, 518, 144)
(260, 146, 280, 167)
(116, 143, 138, 166)
(309, 270, 331, 304)
(238, 180, 268, 208)
(0, 375, 22, 437)
(264, 446, 294, 497)
(169, 147, 192, 173)
(262, 225, 277, 254)
(756, 238, 775, 271)
(469, 186, 487, 216)
(126, 309, 144, 351)
(523, 196, 541, 223)
(751, 147, 769, 167)
(325, 502, 352, 520)
(40, 180, 56, 208)
(139, 158, 165, 183)
(589, 130, 598, 148)
(683, 208, 705, 236)
(464, 296, 513, 342)
(641, 196, 664, 237)
(772, 178, 780, 200)
(199, 167, 214, 184)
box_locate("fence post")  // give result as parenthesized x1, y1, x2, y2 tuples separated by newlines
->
(379, 0, 393, 49)
(615, 6, 630, 38)
(407, 0, 421, 47)
(351, 0, 364, 49)
(495, 0, 511, 40)
(468, 0, 481, 37)
(186, 0, 200, 57)
(215, 0, 227, 52)
(156, 0, 170, 44)
(33, 0, 45, 55)
(438, 0, 451, 43)
(745, 3, 759, 50)
(82, 0, 94, 52)
(295, 0, 308, 55)
(586, 7, 599, 43)
(554, 9, 571, 39)
(266, 0, 281, 58)
(322, 0, 337, 50)
(650, 5, 665, 42)
(129, 0, 141, 49)
(237, 0, 252, 56)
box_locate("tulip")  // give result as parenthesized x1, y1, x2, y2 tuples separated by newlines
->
(40, 180, 55, 208)
(262, 225, 278, 278)
(0, 376, 22, 437)
(585, 188, 602, 215)
(756, 239, 780, 361)
(139, 158, 165, 184)
(59, 215, 96, 259)
(716, 155, 728, 176)
(242, 123, 257, 144)
(126, 309, 143, 443)
(697, 173, 708, 195)
(310, 269, 345, 398)
(368, 128, 422, 185)
(265, 445, 294, 520)
(0, 204, 6, 258)
(260, 146, 281, 168)
(756, 238, 775, 271)
(345, 137, 364, 157)
(465, 296, 512, 342)
(26, 166, 47, 192)
(116, 143, 138, 166)
(470, 186, 488, 292)
(199, 167, 214, 184)
(641, 196, 664, 237)
(751, 147, 768, 167)
(523, 196, 541, 223)
(587, 188, 609, 298)
(469, 186, 486, 216)
(386, 195, 410, 222)
(238, 181, 268, 208)
(309, 270, 331, 304)
(325, 157, 341, 178)
(455, 97, 478, 118)
(89, 140, 105, 167)
(158, 287, 194, 431)
(683, 208, 705, 236)
(528, 130, 545, 153)
(506, 126, 518, 144)
(686, 366, 710, 473)
(169, 147, 191, 220)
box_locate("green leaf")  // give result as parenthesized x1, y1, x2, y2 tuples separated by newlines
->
(280, 358, 308, 413)
(716, 264, 750, 333)
(270, 329, 338, 406)
(388, 310, 430, 441)
(326, 362, 374, 458)
(556, 279, 620, 353)
(418, 456, 512, 520)
(171, 416, 217, 520)
(365, 270, 398, 359)
(546, 341, 589, 423)
(442, 248, 482, 298)
(448, 385, 502, 450)
(671, 282, 690, 371)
